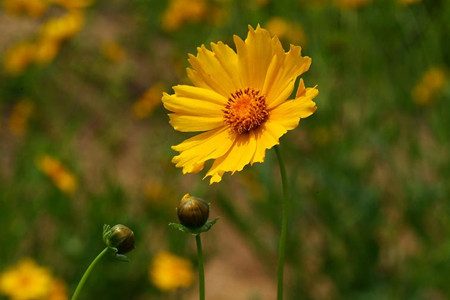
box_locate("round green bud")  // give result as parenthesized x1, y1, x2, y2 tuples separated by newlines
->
(108, 224, 135, 254)
(177, 194, 209, 229)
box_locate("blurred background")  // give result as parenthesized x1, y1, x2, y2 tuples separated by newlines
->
(0, 0, 449, 299)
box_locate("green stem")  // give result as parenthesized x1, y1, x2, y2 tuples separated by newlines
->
(71, 247, 110, 300)
(274, 145, 289, 300)
(195, 234, 205, 300)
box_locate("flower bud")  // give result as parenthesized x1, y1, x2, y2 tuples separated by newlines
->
(107, 224, 135, 254)
(177, 194, 209, 229)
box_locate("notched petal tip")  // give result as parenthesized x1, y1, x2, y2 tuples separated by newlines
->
(205, 173, 223, 184)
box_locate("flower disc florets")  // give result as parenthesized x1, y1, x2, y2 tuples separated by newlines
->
(223, 88, 269, 134)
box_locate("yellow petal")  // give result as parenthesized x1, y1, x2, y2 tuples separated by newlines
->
(269, 86, 318, 130)
(162, 93, 224, 116)
(210, 42, 243, 89)
(172, 85, 228, 105)
(241, 25, 275, 89)
(233, 34, 250, 88)
(187, 45, 237, 97)
(172, 127, 234, 174)
(204, 132, 257, 183)
(265, 45, 311, 109)
(250, 122, 284, 164)
(168, 114, 224, 132)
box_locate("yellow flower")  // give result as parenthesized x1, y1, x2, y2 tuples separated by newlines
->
(412, 67, 447, 106)
(143, 177, 166, 202)
(36, 155, 78, 194)
(132, 82, 166, 119)
(161, 0, 207, 31)
(40, 11, 84, 42)
(265, 17, 307, 46)
(34, 38, 60, 65)
(2, 0, 48, 18)
(48, 0, 93, 9)
(162, 25, 318, 184)
(8, 99, 34, 136)
(0, 258, 54, 300)
(149, 251, 194, 291)
(100, 41, 126, 63)
(48, 279, 68, 300)
(3, 42, 37, 75)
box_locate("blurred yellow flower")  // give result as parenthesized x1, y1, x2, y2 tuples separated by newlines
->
(40, 11, 84, 42)
(49, 0, 93, 9)
(2, 0, 48, 18)
(0, 258, 54, 300)
(8, 99, 34, 136)
(412, 67, 447, 106)
(3, 42, 37, 75)
(149, 251, 194, 291)
(161, 0, 207, 31)
(143, 177, 165, 202)
(265, 17, 307, 46)
(36, 155, 78, 194)
(48, 279, 68, 300)
(100, 41, 126, 63)
(34, 38, 61, 65)
(132, 82, 166, 119)
(162, 25, 318, 183)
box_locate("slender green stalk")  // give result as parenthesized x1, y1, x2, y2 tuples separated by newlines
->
(274, 145, 289, 300)
(71, 247, 110, 300)
(195, 234, 205, 300)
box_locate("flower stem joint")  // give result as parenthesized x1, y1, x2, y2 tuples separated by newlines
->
(170, 194, 219, 235)
(103, 224, 135, 261)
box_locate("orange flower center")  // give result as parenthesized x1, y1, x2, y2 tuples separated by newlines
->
(223, 88, 269, 134)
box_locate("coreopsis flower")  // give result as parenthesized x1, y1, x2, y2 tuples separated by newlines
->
(132, 83, 166, 119)
(35, 155, 77, 194)
(265, 17, 307, 46)
(3, 42, 37, 75)
(149, 251, 194, 291)
(161, 0, 207, 31)
(2, 0, 48, 18)
(143, 177, 166, 202)
(47, 279, 68, 300)
(34, 38, 60, 65)
(162, 25, 318, 184)
(0, 258, 54, 300)
(100, 41, 126, 63)
(40, 11, 84, 42)
(412, 67, 447, 106)
(49, 0, 93, 9)
(8, 99, 34, 136)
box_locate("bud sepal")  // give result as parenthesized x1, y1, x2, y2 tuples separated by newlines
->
(169, 217, 219, 236)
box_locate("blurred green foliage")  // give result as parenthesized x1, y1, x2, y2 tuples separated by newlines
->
(1, 0, 449, 299)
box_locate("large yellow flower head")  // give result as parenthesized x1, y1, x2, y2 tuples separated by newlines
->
(162, 25, 318, 184)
